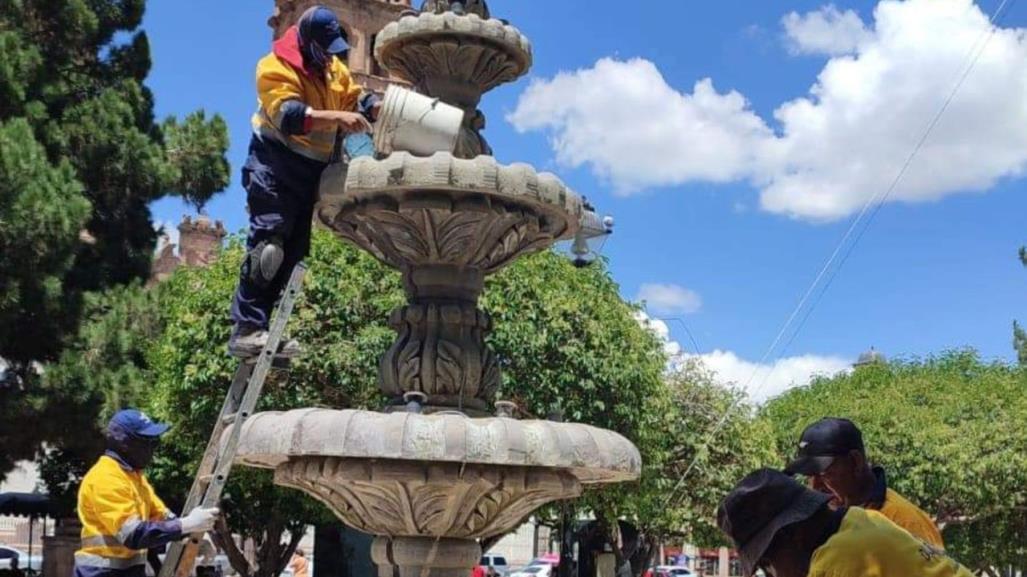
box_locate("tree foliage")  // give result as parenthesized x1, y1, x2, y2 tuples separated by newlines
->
(762, 350, 1027, 571)
(1015, 247, 1026, 365)
(0, 0, 229, 479)
(635, 361, 776, 547)
(37, 228, 774, 576)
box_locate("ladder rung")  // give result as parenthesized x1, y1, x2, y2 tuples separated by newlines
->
(222, 412, 240, 425)
(197, 473, 224, 485)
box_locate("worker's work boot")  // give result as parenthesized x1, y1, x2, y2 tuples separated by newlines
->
(228, 325, 301, 359)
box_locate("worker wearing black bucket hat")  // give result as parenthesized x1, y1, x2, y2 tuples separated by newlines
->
(784, 417, 943, 548)
(718, 469, 972, 577)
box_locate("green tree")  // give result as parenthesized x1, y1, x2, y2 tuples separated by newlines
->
(1015, 247, 1026, 365)
(762, 350, 1027, 572)
(601, 360, 775, 574)
(0, 117, 89, 476)
(44, 228, 683, 577)
(41, 228, 779, 577)
(0, 0, 230, 478)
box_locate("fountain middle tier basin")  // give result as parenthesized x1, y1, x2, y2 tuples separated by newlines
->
(229, 409, 641, 538)
(317, 152, 583, 274)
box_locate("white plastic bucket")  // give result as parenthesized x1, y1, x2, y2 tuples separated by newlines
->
(373, 85, 463, 156)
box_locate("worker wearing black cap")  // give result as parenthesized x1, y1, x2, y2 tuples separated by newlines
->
(784, 417, 943, 547)
(718, 469, 970, 577)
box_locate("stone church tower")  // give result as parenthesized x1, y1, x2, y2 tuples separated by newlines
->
(268, 0, 414, 93)
(149, 214, 227, 286)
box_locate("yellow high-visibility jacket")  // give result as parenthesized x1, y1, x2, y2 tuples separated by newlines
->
(810, 508, 969, 577)
(75, 455, 171, 570)
(864, 467, 945, 549)
(251, 25, 363, 162)
(877, 487, 945, 549)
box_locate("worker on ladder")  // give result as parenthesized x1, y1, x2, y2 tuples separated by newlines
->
(74, 410, 220, 577)
(228, 5, 378, 358)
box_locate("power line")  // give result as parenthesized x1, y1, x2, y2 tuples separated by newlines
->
(665, 0, 1017, 507)
(657, 316, 703, 356)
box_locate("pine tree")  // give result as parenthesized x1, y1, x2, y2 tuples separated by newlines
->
(0, 0, 230, 474)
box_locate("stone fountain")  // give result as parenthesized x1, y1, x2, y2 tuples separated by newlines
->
(232, 3, 640, 576)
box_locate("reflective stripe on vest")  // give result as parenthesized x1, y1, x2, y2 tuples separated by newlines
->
(80, 535, 123, 548)
(254, 109, 338, 163)
(74, 552, 147, 569)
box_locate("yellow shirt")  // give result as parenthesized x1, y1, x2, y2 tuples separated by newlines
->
(76, 456, 169, 568)
(877, 488, 945, 548)
(810, 508, 970, 577)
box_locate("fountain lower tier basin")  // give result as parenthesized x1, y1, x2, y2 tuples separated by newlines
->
(229, 409, 640, 538)
(317, 152, 583, 274)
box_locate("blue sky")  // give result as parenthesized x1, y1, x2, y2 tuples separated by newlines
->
(145, 0, 1026, 399)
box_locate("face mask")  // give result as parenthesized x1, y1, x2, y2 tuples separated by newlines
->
(121, 437, 159, 470)
(304, 41, 329, 73)
(107, 423, 160, 470)
(298, 12, 331, 73)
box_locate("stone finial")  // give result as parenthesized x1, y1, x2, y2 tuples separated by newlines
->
(419, 0, 489, 18)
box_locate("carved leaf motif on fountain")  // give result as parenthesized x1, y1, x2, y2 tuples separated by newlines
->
(386, 40, 526, 97)
(275, 458, 581, 539)
(381, 303, 500, 408)
(375, 13, 532, 95)
(335, 202, 557, 273)
(319, 153, 583, 274)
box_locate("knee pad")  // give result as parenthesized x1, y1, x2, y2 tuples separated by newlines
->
(247, 237, 284, 287)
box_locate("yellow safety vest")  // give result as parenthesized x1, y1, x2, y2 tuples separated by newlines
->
(878, 488, 945, 549)
(75, 456, 169, 569)
(251, 26, 363, 163)
(810, 508, 969, 577)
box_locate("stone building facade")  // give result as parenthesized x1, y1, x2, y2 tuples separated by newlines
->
(268, 0, 414, 93)
(150, 214, 227, 285)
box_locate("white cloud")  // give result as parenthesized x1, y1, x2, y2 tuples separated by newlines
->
(637, 283, 703, 315)
(154, 220, 180, 256)
(690, 349, 851, 402)
(508, 58, 772, 193)
(509, 0, 1027, 221)
(634, 311, 684, 359)
(782, 5, 871, 56)
(634, 311, 849, 402)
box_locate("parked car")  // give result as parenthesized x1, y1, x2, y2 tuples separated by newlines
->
(643, 567, 691, 577)
(0, 546, 41, 572)
(509, 565, 553, 577)
(480, 554, 510, 577)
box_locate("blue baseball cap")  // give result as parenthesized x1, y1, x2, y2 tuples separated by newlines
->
(108, 409, 170, 438)
(302, 6, 349, 55)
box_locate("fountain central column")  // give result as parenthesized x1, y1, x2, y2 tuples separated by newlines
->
(371, 537, 480, 577)
(381, 264, 497, 415)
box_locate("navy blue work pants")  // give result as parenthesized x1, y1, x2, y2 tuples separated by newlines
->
(230, 135, 327, 330)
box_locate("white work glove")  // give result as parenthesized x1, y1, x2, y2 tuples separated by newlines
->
(179, 506, 220, 534)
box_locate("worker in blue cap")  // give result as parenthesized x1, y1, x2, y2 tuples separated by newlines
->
(228, 5, 378, 358)
(74, 410, 220, 577)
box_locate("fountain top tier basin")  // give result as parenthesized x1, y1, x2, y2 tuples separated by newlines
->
(232, 408, 641, 484)
(374, 11, 532, 99)
(317, 152, 583, 277)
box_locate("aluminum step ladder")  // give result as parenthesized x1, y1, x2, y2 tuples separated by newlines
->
(158, 263, 307, 577)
